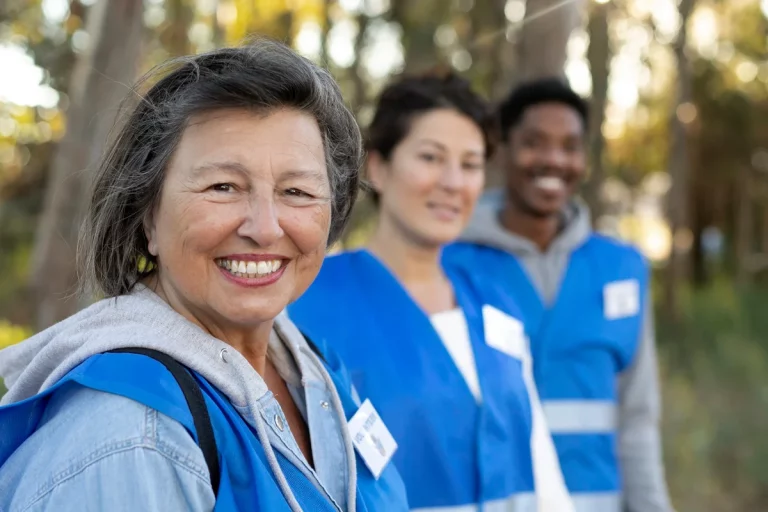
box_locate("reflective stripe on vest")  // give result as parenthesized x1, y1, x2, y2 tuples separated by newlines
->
(410, 492, 536, 512)
(572, 492, 621, 512)
(543, 400, 617, 434)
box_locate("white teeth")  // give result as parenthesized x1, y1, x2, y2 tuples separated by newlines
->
(218, 258, 284, 278)
(534, 176, 565, 192)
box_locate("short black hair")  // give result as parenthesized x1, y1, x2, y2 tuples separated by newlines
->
(368, 69, 496, 161)
(366, 69, 497, 204)
(498, 77, 588, 140)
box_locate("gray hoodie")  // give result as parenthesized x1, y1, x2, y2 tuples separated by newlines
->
(460, 189, 674, 512)
(0, 285, 359, 512)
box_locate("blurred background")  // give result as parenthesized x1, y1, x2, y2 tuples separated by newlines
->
(0, 0, 766, 509)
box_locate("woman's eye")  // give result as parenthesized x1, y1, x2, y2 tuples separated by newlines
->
(419, 153, 438, 163)
(285, 188, 312, 198)
(463, 162, 484, 171)
(210, 183, 234, 192)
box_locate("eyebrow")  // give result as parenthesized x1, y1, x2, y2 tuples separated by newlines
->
(417, 138, 484, 158)
(191, 161, 327, 183)
(191, 161, 251, 179)
(279, 168, 328, 185)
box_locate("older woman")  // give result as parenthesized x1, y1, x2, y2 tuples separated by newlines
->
(289, 72, 573, 511)
(0, 41, 407, 512)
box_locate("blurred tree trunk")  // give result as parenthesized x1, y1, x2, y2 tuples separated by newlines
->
(467, 0, 507, 98)
(518, 0, 583, 79)
(582, 1, 610, 224)
(212, 0, 225, 48)
(165, 0, 194, 56)
(320, 0, 334, 66)
(29, 0, 144, 331)
(350, 11, 370, 116)
(690, 181, 708, 286)
(390, 0, 447, 73)
(663, 0, 696, 321)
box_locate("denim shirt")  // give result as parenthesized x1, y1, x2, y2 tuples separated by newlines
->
(0, 328, 352, 512)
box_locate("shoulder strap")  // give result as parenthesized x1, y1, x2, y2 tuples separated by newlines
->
(107, 348, 220, 498)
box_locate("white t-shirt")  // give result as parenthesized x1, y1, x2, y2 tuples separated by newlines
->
(430, 309, 482, 402)
(430, 307, 575, 512)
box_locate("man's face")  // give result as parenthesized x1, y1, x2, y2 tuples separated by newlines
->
(503, 102, 586, 218)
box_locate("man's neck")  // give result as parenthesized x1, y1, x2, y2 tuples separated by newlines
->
(500, 203, 562, 252)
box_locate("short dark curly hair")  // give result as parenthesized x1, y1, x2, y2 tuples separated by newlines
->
(366, 70, 497, 203)
(498, 77, 588, 140)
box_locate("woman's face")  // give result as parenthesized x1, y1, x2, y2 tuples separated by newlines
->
(145, 108, 331, 332)
(369, 108, 486, 248)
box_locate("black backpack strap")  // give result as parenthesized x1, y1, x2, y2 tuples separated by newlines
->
(107, 348, 220, 497)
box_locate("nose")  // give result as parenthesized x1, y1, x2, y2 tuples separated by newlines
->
(438, 160, 464, 191)
(237, 193, 285, 247)
(540, 147, 569, 169)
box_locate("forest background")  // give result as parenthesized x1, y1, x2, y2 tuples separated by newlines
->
(0, 0, 767, 509)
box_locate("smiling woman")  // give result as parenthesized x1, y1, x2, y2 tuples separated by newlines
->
(289, 71, 574, 512)
(0, 40, 408, 512)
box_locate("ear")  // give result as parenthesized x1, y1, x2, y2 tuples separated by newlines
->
(366, 151, 388, 195)
(143, 209, 159, 257)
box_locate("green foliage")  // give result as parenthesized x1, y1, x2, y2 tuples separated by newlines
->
(658, 279, 768, 511)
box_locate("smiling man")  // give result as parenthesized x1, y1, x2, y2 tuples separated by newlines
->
(443, 78, 673, 512)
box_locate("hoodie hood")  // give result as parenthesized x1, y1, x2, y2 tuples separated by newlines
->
(461, 188, 592, 256)
(1, 285, 310, 408)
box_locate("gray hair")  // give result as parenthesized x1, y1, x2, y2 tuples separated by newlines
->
(79, 39, 362, 298)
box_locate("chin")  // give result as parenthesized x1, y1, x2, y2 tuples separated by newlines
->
(520, 197, 564, 218)
(227, 299, 289, 326)
(416, 227, 462, 248)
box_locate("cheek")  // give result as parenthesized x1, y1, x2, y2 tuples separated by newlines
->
(157, 197, 241, 257)
(390, 163, 438, 206)
(465, 173, 486, 204)
(571, 153, 587, 173)
(281, 204, 331, 256)
(515, 151, 537, 172)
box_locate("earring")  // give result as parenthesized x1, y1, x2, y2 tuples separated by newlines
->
(137, 255, 156, 273)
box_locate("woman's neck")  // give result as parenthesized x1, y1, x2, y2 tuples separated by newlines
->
(146, 274, 273, 375)
(366, 215, 455, 314)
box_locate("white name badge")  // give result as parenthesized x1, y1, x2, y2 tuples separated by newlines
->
(348, 399, 397, 479)
(483, 304, 527, 360)
(603, 279, 640, 319)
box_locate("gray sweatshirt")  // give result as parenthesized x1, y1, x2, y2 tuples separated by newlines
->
(0, 285, 360, 512)
(460, 189, 673, 512)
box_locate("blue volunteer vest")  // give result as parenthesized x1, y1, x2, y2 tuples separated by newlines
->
(0, 349, 408, 511)
(443, 234, 648, 512)
(288, 250, 537, 511)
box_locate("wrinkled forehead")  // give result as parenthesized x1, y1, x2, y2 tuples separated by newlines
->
(167, 108, 329, 180)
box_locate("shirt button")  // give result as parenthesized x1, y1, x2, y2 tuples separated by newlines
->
(320, 401, 330, 409)
(274, 414, 285, 432)
(219, 348, 229, 363)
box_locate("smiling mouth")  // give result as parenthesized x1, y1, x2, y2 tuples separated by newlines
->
(427, 202, 461, 218)
(216, 258, 284, 278)
(532, 176, 566, 193)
